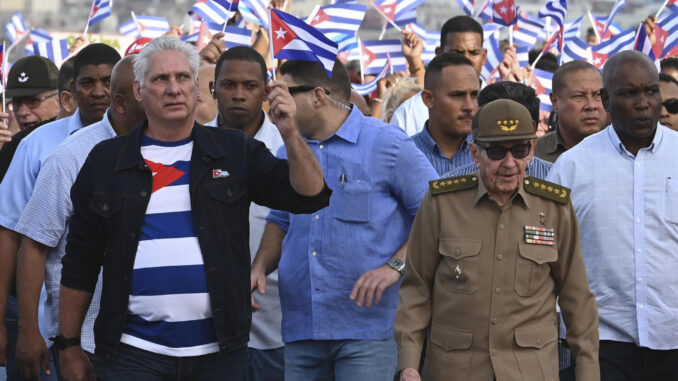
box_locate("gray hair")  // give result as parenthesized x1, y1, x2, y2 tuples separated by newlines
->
(381, 77, 423, 123)
(133, 37, 200, 88)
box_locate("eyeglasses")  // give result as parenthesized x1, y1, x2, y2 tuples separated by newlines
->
(663, 98, 678, 114)
(10, 92, 58, 109)
(477, 143, 532, 160)
(288, 85, 330, 96)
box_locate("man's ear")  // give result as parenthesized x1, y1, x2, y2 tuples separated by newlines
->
(470, 142, 480, 165)
(600, 88, 610, 112)
(209, 81, 215, 99)
(133, 81, 143, 102)
(421, 89, 435, 109)
(113, 94, 125, 115)
(435, 46, 442, 55)
(549, 92, 558, 113)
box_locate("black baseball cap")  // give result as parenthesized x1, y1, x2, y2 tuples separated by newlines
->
(5, 56, 59, 98)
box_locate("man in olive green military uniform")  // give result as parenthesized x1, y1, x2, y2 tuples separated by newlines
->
(394, 99, 600, 381)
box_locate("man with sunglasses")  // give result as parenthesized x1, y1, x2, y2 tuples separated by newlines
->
(548, 50, 678, 380)
(659, 73, 678, 131)
(395, 99, 599, 381)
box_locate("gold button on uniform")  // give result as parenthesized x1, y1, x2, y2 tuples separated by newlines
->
(495, 288, 502, 294)
(497, 254, 503, 261)
(491, 318, 498, 325)
(536, 337, 543, 345)
(499, 224, 505, 230)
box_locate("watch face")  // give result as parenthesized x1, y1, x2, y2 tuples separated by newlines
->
(393, 259, 404, 268)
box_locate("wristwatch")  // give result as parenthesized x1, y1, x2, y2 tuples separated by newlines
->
(50, 335, 81, 350)
(387, 258, 406, 275)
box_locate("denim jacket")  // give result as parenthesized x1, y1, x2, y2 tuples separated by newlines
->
(61, 122, 331, 361)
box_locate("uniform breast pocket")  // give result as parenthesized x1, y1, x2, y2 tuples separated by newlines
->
(515, 243, 558, 297)
(439, 239, 482, 294)
(663, 177, 678, 224)
(333, 179, 371, 223)
(206, 177, 249, 230)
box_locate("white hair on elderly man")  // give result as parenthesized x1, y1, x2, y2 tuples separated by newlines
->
(133, 36, 200, 88)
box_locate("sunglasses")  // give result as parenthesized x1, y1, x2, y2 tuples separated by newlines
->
(477, 143, 532, 161)
(10, 92, 58, 109)
(288, 85, 330, 96)
(664, 98, 678, 114)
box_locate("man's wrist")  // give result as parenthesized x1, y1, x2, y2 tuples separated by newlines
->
(50, 334, 81, 351)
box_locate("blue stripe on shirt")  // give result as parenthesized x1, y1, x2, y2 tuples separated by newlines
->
(131, 265, 208, 296)
(140, 211, 195, 241)
(123, 314, 218, 348)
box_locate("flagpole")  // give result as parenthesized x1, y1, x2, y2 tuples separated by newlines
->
(267, 9, 276, 81)
(656, 0, 670, 17)
(508, 26, 513, 46)
(305, 5, 321, 24)
(586, 10, 601, 42)
(378, 23, 387, 40)
(370, 2, 402, 32)
(131, 11, 143, 37)
(358, 37, 365, 83)
(83, 0, 96, 37)
(387, 52, 393, 75)
(223, 0, 238, 33)
(2, 41, 6, 114)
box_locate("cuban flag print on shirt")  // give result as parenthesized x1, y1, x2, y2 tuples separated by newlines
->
(120, 135, 219, 356)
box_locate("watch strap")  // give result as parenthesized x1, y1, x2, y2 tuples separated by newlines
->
(50, 335, 81, 350)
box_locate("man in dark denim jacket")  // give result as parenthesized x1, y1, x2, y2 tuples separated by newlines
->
(57, 37, 330, 381)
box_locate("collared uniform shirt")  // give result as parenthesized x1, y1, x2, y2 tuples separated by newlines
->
(412, 123, 474, 176)
(0, 109, 84, 231)
(444, 156, 553, 180)
(208, 112, 285, 350)
(547, 125, 678, 350)
(395, 175, 599, 381)
(534, 129, 568, 163)
(13, 112, 115, 353)
(267, 107, 438, 343)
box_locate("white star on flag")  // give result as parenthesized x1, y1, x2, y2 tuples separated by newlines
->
(275, 27, 287, 39)
(499, 6, 507, 13)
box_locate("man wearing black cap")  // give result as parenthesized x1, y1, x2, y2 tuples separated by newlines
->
(394, 99, 600, 381)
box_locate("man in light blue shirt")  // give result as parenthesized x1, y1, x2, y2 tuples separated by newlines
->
(251, 60, 437, 381)
(411, 53, 478, 176)
(0, 44, 121, 381)
(548, 51, 678, 380)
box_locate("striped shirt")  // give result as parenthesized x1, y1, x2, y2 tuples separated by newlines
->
(120, 135, 218, 356)
(444, 156, 553, 180)
(412, 124, 474, 176)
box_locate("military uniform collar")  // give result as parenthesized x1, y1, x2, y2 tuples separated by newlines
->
(545, 128, 568, 154)
(474, 172, 530, 209)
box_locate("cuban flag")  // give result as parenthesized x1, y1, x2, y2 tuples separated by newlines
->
(373, 0, 426, 27)
(476, 0, 493, 23)
(560, 38, 590, 64)
(493, 0, 517, 26)
(87, 0, 112, 27)
(120, 16, 170, 38)
(352, 59, 391, 95)
(592, 15, 623, 41)
(348, 39, 406, 75)
(5, 13, 28, 43)
(516, 45, 530, 67)
(598, 0, 626, 37)
(240, 0, 270, 28)
(658, 13, 678, 58)
(0, 44, 5, 91)
(269, 9, 338, 76)
(406, 23, 437, 63)
(481, 30, 503, 83)
(24, 29, 52, 55)
(531, 68, 553, 112)
(33, 39, 69, 67)
(483, 22, 503, 35)
(513, 13, 547, 48)
(538, 0, 567, 27)
(190, 0, 236, 25)
(634, 22, 666, 61)
(456, 0, 475, 17)
(667, 0, 678, 13)
(224, 25, 252, 48)
(306, 3, 366, 36)
(562, 16, 583, 42)
(561, 28, 635, 68)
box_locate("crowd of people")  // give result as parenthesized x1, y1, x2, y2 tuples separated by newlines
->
(0, 6, 676, 381)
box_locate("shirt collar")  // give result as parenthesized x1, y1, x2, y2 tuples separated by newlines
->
(546, 128, 568, 154)
(330, 106, 363, 144)
(607, 123, 663, 155)
(100, 109, 117, 138)
(253, 112, 277, 141)
(68, 109, 84, 133)
(473, 172, 530, 209)
(420, 121, 472, 154)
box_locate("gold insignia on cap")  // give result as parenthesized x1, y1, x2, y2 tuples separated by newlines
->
(523, 176, 571, 204)
(498, 119, 518, 132)
(430, 175, 478, 195)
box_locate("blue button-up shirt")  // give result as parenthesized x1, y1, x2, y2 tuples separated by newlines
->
(548, 125, 678, 350)
(14, 111, 114, 352)
(443, 155, 552, 179)
(267, 107, 438, 342)
(0, 109, 84, 230)
(412, 123, 474, 176)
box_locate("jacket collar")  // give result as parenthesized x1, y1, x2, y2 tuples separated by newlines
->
(116, 122, 227, 171)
